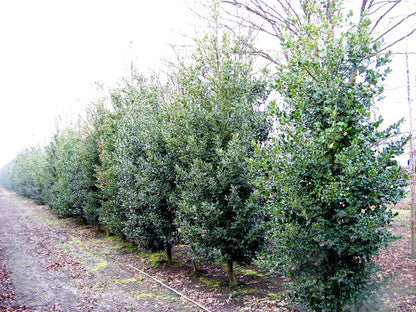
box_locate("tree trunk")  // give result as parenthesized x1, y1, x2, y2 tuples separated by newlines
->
(225, 259, 238, 288)
(166, 245, 173, 265)
(192, 260, 200, 273)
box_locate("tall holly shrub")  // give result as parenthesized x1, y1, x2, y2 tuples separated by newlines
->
(126, 82, 181, 264)
(168, 9, 270, 286)
(41, 129, 63, 210)
(41, 107, 105, 223)
(5, 151, 34, 197)
(1, 110, 102, 225)
(52, 127, 84, 217)
(0, 147, 48, 204)
(97, 79, 144, 238)
(258, 2, 409, 310)
(75, 103, 106, 225)
(9, 151, 34, 197)
(25, 148, 49, 204)
(0, 160, 13, 190)
(97, 74, 179, 261)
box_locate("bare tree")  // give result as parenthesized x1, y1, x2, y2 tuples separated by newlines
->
(221, 0, 416, 64)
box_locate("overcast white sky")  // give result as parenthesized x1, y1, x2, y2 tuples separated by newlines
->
(0, 0, 197, 167)
(0, 0, 415, 168)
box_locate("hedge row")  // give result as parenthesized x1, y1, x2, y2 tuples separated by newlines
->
(0, 31, 271, 288)
(0, 4, 410, 310)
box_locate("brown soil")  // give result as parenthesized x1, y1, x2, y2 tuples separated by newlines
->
(0, 187, 415, 311)
(374, 197, 416, 312)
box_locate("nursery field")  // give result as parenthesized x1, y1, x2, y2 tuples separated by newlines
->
(0, 187, 415, 312)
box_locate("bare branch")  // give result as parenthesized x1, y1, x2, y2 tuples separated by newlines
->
(222, 0, 416, 63)
(378, 27, 416, 52)
(369, 1, 400, 34)
(373, 11, 416, 43)
(222, 0, 303, 38)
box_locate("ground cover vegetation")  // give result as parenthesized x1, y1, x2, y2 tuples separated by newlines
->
(0, 0, 412, 310)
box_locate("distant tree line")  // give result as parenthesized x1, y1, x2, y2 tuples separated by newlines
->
(0, 1, 410, 311)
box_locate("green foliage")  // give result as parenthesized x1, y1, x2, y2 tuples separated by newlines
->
(50, 114, 103, 222)
(257, 2, 409, 311)
(97, 75, 181, 262)
(0, 5, 271, 286)
(76, 103, 105, 224)
(0, 147, 49, 204)
(97, 78, 145, 238)
(2, 2, 408, 305)
(0, 106, 104, 225)
(167, 19, 271, 285)
(133, 95, 181, 262)
(41, 131, 60, 208)
(52, 127, 83, 217)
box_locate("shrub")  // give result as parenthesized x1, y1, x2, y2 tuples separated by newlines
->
(257, 2, 409, 310)
(167, 16, 271, 286)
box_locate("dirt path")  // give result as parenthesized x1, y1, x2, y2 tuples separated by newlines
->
(1, 186, 415, 312)
(0, 188, 199, 312)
